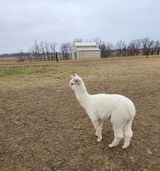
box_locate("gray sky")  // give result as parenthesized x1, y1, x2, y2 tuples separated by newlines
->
(0, 0, 160, 53)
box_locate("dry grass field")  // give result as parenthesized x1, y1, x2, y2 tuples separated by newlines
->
(0, 56, 160, 171)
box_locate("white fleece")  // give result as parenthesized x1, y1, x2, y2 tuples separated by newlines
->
(69, 74, 136, 149)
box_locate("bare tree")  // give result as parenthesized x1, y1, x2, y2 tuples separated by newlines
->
(17, 51, 26, 62)
(154, 40, 160, 55)
(30, 41, 58, 61)
(27, 52, 32, 62)
(93, 38, 102, 45)
(39, 42, 46, 61)
(98, 41, 106, 58)
(115, 40, 127, 56)
(134, 39, 142, 56)
(73, 38, 83, 43)
(36, 40, 41, 61)
(128, 39, 142, 56)
(60, 43, 72, 60)
(97, 41, 113, 58)
(141, 38, 154, 58)
(32, 40, 41, 61)
(105, 42, 113, 57)
(128, 41, 136, 56)
(50, 42, 57, 61)
(44, 42, 51, 61)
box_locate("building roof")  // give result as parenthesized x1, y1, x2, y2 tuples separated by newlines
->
(75, 42, 97, 47)
(77, 48, 100, 51)
(74, 42, 100, 51)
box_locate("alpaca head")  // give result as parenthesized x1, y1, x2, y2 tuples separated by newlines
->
(69, 74, 85, 91)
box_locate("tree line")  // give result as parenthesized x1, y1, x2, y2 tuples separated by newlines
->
(27, 37, 160, 61)
(0, 37, 159, 62)
(97, 38, 160, 58)
(16, 41, 72, 62)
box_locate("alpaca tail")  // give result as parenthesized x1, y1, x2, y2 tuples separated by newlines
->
(127, 100, 136, 119)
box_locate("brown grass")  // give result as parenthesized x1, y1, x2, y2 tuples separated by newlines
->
(0, 57, 160, 170)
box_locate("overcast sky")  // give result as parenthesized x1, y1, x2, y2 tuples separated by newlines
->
(0, 0, 160, 53)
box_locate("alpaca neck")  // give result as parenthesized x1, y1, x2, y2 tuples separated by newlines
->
(74, 84, 90, 109)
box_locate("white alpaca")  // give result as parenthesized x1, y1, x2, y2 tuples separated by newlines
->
(69, 74, 136, 149)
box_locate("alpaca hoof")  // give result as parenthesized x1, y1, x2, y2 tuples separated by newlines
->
(97, 138, 102, 142)
(95, 132, 98, 137)
(122, 145, 128, 149)
(108, 144, 114, 148)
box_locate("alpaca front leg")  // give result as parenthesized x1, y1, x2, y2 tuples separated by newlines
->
(93, 119, 103, 142)
(95, 130, 99, 137)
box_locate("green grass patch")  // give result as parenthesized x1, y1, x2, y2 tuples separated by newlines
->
(0, 66, 58, 77)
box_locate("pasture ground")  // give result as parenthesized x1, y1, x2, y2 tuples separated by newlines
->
(0, 57, 160, 171)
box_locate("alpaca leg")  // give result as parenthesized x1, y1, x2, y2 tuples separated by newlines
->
(108, 125, 124, 148)
(109, 116, 125, 148)
(93, 119, 103, 142)
(122, 121, 133, 149)
(95, 127, 102, 137)
(95, 131, 98, 137)
(122, 136, 131, 149)
(108, 137, 122, 148)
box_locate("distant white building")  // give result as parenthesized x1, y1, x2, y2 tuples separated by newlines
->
(72, 42, 101, 59)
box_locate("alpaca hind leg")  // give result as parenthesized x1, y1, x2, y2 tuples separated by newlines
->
(95, 131, 98, 137)
(109, 125, 124, 148)
(109, 115, 125, 148)
(109, 137, 122, 148)
(122, 121, 133, 149)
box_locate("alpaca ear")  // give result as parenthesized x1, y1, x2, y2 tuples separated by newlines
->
(71, 75, 74, 78)
(75, 74, 78, 77)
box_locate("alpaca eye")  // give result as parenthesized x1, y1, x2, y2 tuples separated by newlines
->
(71, 83, 74, 86)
